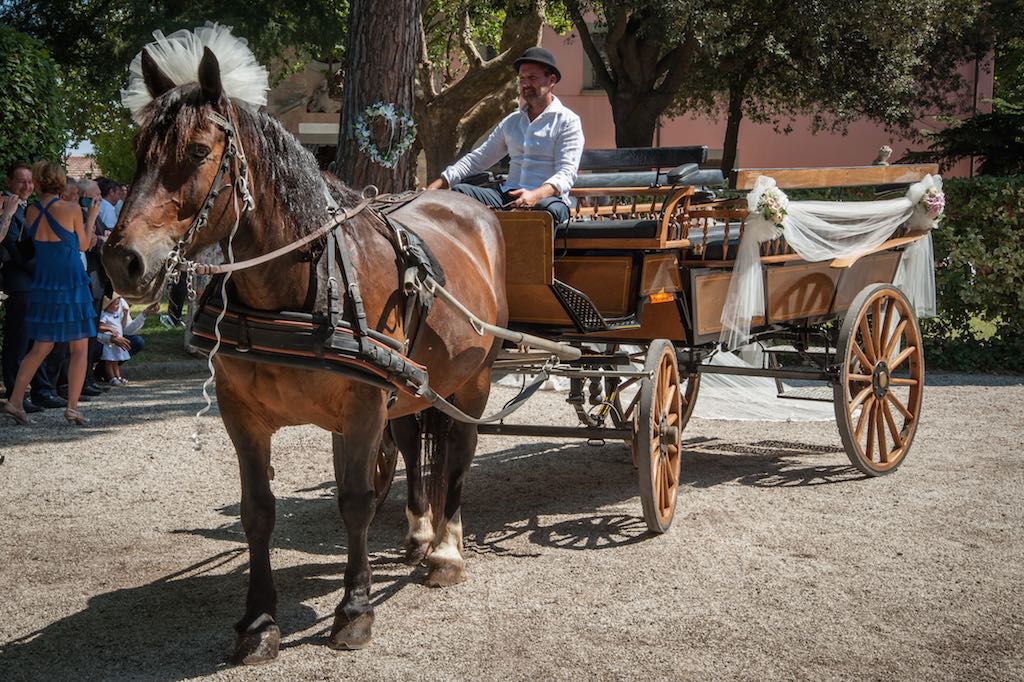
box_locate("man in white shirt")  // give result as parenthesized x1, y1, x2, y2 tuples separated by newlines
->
(97, 178, 119, 236)
(426, 47, 584, 228)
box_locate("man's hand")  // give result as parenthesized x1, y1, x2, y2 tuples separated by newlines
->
(87, 200, 101, 221)
(112, 335, 132, 351)
(507, 184, 556, 208)
(1, 194, 18, 221)
(426, 178, 448, 191)
(143, 302, 161, 316)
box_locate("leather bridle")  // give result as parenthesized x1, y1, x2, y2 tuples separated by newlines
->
(164, 103, 255, 292)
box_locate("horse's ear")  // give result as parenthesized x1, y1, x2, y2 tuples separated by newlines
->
(197, 47, 223, 104)
(141, 49, 175, 99)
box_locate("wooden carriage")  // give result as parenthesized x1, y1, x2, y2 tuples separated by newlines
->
(481, 147, 937, 532)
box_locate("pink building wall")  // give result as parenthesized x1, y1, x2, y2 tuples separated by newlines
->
(542, 27, 993, 177)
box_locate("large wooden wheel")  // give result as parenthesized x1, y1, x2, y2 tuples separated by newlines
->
(373, 427, 400, 511)
(635, 340, 684, 533)
(835, 284, 924, 476)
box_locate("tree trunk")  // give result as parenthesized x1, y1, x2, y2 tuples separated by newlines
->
(720, 82, 745, 173)
(610, 93, 663, 148)
(336, 0, 420, 192)
(415, 2, 544, 180)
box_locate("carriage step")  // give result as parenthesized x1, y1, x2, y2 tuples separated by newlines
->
(551, 279, 640, 333)
(776, 385, 834, 402)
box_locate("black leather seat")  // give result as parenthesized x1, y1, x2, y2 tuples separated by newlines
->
(557, 219, 660, 240)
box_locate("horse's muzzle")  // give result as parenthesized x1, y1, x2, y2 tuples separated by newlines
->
(102, 240, 163, 303)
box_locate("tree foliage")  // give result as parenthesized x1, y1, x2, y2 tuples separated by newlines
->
(990, 0, 1024, 106)
(571, 0, 987, 163)
(0, 27, 67, 171)
(416, 0, 567, 178)
(566, 0, 706, 148)
(0, 0, 349, 144)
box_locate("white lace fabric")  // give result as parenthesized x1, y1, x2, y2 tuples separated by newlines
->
(719, 175, 942, 349)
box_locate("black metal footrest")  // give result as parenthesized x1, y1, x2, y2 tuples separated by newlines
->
(551, 279, 640, 333)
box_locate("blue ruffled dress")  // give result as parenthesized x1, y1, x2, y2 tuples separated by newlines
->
(24, 198, 97, 342)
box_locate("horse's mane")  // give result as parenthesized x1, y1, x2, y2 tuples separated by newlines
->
(136, 85, 362, 238)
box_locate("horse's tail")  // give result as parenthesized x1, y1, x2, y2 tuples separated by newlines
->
(418, 406, 454, 530)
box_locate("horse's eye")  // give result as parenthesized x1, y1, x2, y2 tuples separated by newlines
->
(187, 143, 211, 161)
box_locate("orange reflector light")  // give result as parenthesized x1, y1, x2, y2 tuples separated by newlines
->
(648, 291, 674, 304)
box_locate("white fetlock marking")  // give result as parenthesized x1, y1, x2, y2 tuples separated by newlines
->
(404, 505, 434, 547)
(431, 510, 464, 563)
(247, 613, 275, 633)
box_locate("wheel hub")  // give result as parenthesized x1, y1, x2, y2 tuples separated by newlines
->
(658, 415, 680, 451)
(872, 361, 891, 399)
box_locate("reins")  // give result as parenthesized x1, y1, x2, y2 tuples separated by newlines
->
(183, 197, 373, 276)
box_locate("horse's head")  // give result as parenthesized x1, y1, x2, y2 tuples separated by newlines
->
(104, 47, 247, 304)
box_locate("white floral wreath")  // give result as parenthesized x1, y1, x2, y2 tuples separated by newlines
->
(354, 102, 417, 169)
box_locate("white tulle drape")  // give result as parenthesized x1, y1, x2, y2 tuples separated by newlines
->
(121, 22, 269, 123)
(719, 175, 942, 349)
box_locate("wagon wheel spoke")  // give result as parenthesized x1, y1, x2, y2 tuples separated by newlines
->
(881, 400, 903, 449)
(852, 344, 873, 375)
(623, 390, 641, 421)
(848, 385, 873, 414)
(878, 298, 896, 360)
(855, 396, 876, 441)
(662, 381, 677, 416)
(858, 316, 877, 363)
(875, 400, 888, 463)
(886, 392, 915, 421)
(666, 411, 679, 426)
(871, 299, 883, 361)
(889, 377, 919, 386)
(883, 319, 909, 360)
(888, 345, 917, 372)
(847, 373, 873, 383)
(865, 402, 878, 462)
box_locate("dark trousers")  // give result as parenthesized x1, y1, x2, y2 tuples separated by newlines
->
(92, 335, 145, 379)
(450, 184, 570, 228)
(1, 291, 56, 401)
(168, 276, 188, 323)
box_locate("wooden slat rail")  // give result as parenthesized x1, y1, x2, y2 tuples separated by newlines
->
(731, 164, 940, 190)
(829, 231, 929, 268)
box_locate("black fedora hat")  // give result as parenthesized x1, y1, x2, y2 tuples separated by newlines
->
(514, 46, 561, 83)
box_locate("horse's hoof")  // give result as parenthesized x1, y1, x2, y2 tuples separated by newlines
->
(328, 612, 374, 650)
(231, 622, 281, 665)
(403, 541, 430, 566)
(424, 557, 465, 588)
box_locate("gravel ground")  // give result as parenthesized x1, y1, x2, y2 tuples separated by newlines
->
(0, 369, 1022, 681)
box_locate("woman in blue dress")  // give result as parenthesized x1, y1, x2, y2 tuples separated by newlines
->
(2, 161, 98, 425)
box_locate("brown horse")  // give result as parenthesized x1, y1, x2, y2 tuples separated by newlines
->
(103, 48, 507, 663)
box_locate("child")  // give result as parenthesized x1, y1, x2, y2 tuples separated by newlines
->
(99, 293, 131, 386)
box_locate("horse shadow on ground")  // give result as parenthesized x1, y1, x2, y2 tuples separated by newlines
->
(0, 434, 861, 680)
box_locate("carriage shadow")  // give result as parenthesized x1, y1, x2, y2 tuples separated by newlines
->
(176, 434, 863, 562)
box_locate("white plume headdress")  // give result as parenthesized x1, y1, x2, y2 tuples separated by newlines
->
(121, 22, 269, 123)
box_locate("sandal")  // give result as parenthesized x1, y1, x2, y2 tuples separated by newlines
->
(64, 408, 88, 426)
(2, 400, 30, 426)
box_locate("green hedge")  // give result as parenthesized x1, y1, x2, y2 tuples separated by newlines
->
(923, 175, 1024, 372)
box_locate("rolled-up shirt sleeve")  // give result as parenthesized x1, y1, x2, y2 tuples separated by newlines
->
(543, 115, 584, 196)
(441, 118, 510, 187)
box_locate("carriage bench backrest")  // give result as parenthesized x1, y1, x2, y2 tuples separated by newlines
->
(730, 164, 940, 190)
